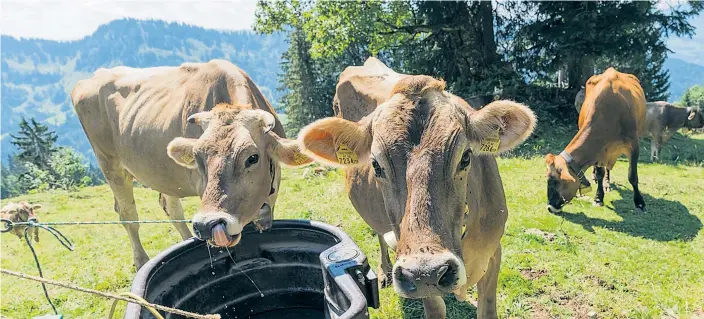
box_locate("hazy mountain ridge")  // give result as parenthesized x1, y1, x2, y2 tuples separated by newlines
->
(2, 18, 702, 163)
(1, 18, 287, 163)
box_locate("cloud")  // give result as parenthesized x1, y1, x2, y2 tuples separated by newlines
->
(0, 0, 257, 41)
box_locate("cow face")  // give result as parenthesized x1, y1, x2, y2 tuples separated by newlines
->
(299, 76, 536, 299)
(0, 202, 41, 242)
(544, 154, 580, 212)
(685, 107, 704, 129)
(167, 104, 311, 248)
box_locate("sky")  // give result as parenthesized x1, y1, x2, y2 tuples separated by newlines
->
(1, 0, 703, 66)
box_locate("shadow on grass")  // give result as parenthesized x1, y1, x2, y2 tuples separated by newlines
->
(400, 295, 477, 319)
(559, 186, 702, 242)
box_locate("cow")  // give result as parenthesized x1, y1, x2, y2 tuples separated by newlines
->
(1, 202, 41, 242)
(577, 88, 704, 161)
(644, 101, 704, 161)
(548, 67, 647, 214)
(298, 57, 537, 319)
(71, 60, 312, 269)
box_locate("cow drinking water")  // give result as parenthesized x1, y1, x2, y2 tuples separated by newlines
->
(72, 60, 311, 269)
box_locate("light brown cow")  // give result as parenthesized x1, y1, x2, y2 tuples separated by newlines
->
(299, 58, 536, 319)
(548, 67, 646, 213)
(0, 202, 41, 242)
(71, 60, 311, 269)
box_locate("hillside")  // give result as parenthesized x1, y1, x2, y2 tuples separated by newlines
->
(1, 18, 287, 163)
(665, 58, 704, 102)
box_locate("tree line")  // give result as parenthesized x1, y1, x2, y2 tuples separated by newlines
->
(1, 118, 105, 199)
(253, 0, 704, 135)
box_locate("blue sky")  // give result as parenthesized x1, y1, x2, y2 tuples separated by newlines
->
(1, 0, 703, 66)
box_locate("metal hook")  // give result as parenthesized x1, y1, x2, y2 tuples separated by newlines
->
(1, 218, 13, 233)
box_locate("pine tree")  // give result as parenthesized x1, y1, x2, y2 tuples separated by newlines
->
(10, 118, 58, 169)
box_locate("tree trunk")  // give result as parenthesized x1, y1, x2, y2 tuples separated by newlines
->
(478, 0, 498, 64)
(568, 55, 594, 89)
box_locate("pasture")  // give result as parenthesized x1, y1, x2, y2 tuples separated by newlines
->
(1, 133, 703, 319)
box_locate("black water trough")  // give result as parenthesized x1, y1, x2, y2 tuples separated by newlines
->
(124, 220, 379, 319)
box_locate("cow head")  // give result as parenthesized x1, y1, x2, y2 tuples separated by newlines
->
(544, 153, 580, 212)
(685, 106, 704, 129)
(1, 202, 41, 242)
(167, 104, 312, 247)
(299, 76, 536, 298)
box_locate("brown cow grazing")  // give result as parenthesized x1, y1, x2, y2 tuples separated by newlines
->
(644, 102, 704, 161)
(547, 67, 647, 214)
(1, 202, 41, 242)
(72, 60, 312, 269)
(299, 57, 536, 319)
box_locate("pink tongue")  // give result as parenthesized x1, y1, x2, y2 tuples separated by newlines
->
(212, 224, 232, 247)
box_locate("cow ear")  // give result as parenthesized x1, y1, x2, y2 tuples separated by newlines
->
(167, 137, 198, 169)
(187, 112, 213, 130)
(467, 100, 537, 154)
(298, 117, 372, 167)
(270, 135, 314, 168)
(31, 204, 42, 211)
(688, 110, 696, 121)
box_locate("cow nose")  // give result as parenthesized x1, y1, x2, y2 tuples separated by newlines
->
(192, 217, 227, 240)
(392, 251, 465, 297)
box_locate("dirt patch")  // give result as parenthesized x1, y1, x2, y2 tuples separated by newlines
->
(520, 268, 548, 280)
(525, 228, 557, 241)
(585, 275, 616, 291)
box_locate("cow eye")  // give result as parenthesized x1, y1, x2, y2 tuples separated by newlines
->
(245, 154, 259, 168)
(459, 150, 471, 170)
(371, 158, 383, 178)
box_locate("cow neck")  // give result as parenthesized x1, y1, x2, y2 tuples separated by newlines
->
(561, 124, 601, 185)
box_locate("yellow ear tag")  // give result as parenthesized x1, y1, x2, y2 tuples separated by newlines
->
(335, 144, 359, 165)
(479, 129, 501, 154)
(293, 151, 308, 165)
(180, 153, 195, 165)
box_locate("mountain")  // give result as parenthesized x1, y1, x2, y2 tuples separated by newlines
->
(664, 58, 704, 103)
(1, 18, 287, 163)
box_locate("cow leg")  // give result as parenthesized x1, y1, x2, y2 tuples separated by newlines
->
(477, 245, 501, 319)
(377, 234, 393, 288)
(629, 143, 647, 213)
(159, 193, 192, 240)
(593, 166, 606, 207)
(603, 169, 611, 193)
(100, 158, 149, 270)
(422, 296, 446, 319)
(650, 137, 659, 161)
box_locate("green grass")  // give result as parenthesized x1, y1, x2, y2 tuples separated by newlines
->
(2, 135, 703, 319)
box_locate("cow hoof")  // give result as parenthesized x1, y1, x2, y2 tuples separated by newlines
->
(604, 184, 612, 193)
(593, 201, 604, 207)
(636, 207, 647, 214)
(547, 205, 562, 214)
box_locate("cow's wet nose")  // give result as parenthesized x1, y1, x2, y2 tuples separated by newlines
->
(192, 217, 227, 240)
(392, 251, 465, 297)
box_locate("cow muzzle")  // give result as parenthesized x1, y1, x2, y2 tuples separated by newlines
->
(392, 251, 467, 298)
(192, 212, 243, 247)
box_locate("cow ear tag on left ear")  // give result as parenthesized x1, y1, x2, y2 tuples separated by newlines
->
(293, 152, 308, 165)
(181, 153, 195, 165)
(479, 128, 501, 154)
(335, 144, 358, 165)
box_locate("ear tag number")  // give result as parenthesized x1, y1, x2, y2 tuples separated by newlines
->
(180, 153, 195, 164)
(479, 129, 501, 154)
(293, 151, 308, 165)
(335, 144, 359, 165)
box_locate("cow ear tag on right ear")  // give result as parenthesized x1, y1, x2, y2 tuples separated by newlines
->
(180, 153, 195, 165)
(335, 144, 359, 165)
(479, 129, 501, 154)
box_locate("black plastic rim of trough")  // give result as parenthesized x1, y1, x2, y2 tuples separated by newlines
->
(124, 219, 363, 319)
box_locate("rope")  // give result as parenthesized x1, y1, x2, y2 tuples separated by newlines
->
(3, 219, 192, 230)
(0, 269, 221, 319)
(23, 220, 75, 315)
